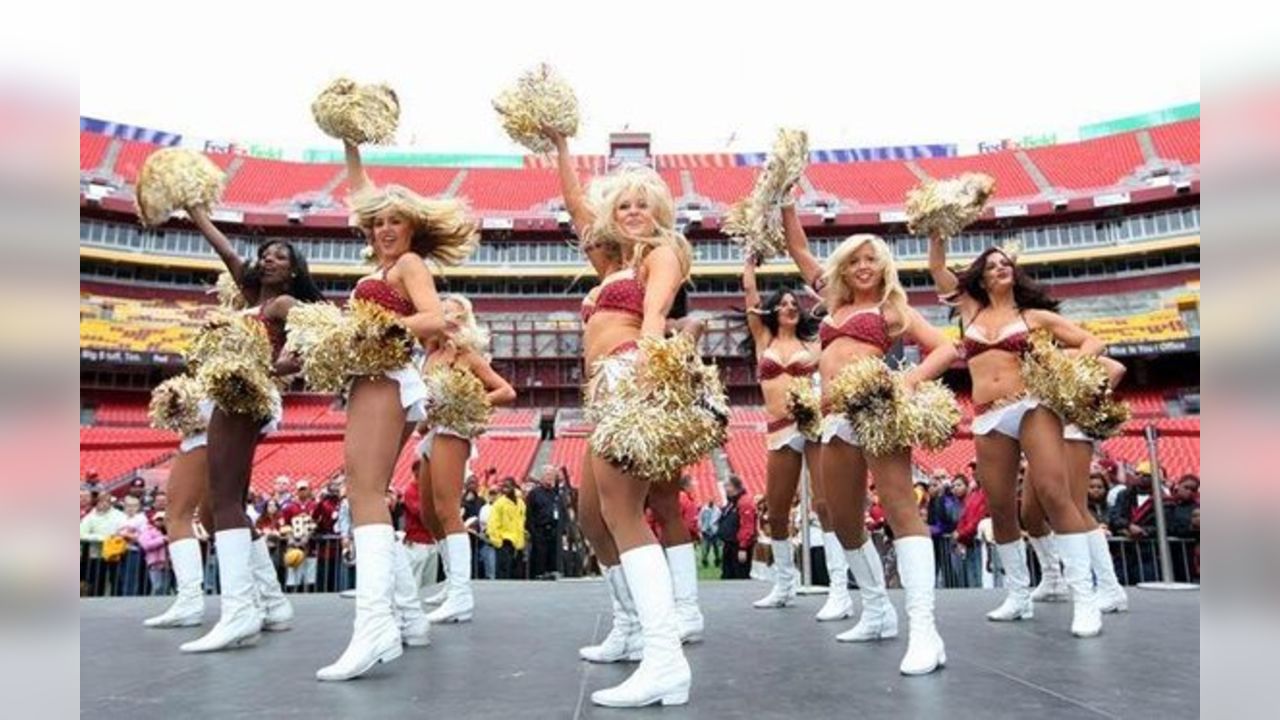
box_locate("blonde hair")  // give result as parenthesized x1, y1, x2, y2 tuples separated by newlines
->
(819, 234, 910, 337)
(584, 165, 692, 280)
(351, 185, 479, 267)
(442, 294, 490, 354)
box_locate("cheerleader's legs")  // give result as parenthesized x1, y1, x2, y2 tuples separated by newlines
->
(144, 447, 207, 628)
(820, 438, 896, 643)
(317, 378, 407, 681)
(180, 410, 265, 653)
(752, 447, 801, 609)
(425, 435, 474, 624)
(648, 481, 702, 643)
(867, 450, 944, 675)
(578, 452, 642, 664)
(589, 456, 690, 708)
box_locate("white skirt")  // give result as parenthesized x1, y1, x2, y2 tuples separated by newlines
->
(972, 396, 1057, 440)
(820, 413, 860, 447)
(178, 396, 282, 454)
(766, 421, 807, 454)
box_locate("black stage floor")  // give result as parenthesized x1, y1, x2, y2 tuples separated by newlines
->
(81, 581, 1198, 719)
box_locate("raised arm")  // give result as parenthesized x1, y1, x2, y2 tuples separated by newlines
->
(1027, 310, 1105, 357)
(466, 352, 517, 407)
(742, 253, 770, 353)
(344, 140, 374, 196)
(927, 233, 960, 297)
(782, 205, 823, 289)
(547, 131, 594, 238)
(189, 206, 247, 285)
(901, 307, 959, 389)
(395, 253, 446, 340)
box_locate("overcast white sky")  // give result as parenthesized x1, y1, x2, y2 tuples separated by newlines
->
(76, 0, 1203, 154)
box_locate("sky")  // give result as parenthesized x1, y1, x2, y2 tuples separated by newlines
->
(73, 1, 1205, 155)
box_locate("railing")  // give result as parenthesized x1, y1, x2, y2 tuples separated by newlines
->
(80, 530, 595, 597)
(81, 531, 1197, 597)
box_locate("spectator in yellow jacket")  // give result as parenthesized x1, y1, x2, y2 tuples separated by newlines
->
(488, 479, 527, 578)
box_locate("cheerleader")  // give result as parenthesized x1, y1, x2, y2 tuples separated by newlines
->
(178, 207, 325, 653)
(783, 206, 957, 675)
(544, 127, 692, 707)
(740, 253, 849, 620)
(415, 294, 516, 625)
(139, 416, 213, 629)
(1020, 356, 1130, 613)
(316, 141, 478, 681)
(927, 237, 1107, 638)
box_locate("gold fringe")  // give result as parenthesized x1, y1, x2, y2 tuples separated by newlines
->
(423, 365, 492, 438)
(311, 77, 400, 145)
(347, 299, 413, 376)
(492, 63, 580, 153)
(284, 303, 350, 392)
(196, 357, 276, 421)
(148, 375, 206, 436)
(1021, 330, 1130, 439)
(135, 148, 224, 227)
(905, 172, 995, 238)
(590, 335, 728, 482)
(786, 377, 822, 441)
(211, 272, 247, 311)
(722, 129, 809, 260)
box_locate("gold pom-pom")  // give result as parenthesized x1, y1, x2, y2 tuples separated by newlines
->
(905, 172, 995, 238)
(1021, 330, 1130, 439)
(284, 303, 350, 392)
(135, 148, 225, 227)
(210, 272, 247, 311)
(423, 365, 492, 438)
(899, 379, 962, 451)
(196, 356, 277, 422)
(185, 312, 271, 372)
(786, 377, 822, 441)
(148, 375, 207, 436)
(827, 357, 896, 419)
(722, 129, 809, 261)
(183, 313, 276, 419)
(828, 359, 959, 456)
(492, 63, 580, 153)
(590, 335, 728, 482)
(347, 299, 413, 376)
(311, 77, 400, 145)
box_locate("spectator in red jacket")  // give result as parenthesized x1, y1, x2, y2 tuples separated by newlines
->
(947, 478, 986, 587)
(719, 477, 758, 580)
(312, 478, 345, 592)
(401, 473, 440, 598)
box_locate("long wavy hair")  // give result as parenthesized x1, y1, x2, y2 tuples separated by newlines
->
(737, 287, 820, 357)
(351, 185, 479, 267)
(441, 294, 490, 355)
(241, 239, 326, 305)
(949, 246, 1060, 313)
(584, 165, 692, 281)
(818, 234, 910, 337)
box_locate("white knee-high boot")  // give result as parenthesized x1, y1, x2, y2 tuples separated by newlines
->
(180, 529, 263, 652)
(895, 536, 946, 675)
(316, 524, 403, 681)
(815, 532, 854, 622)
(836, 537, 898, 642)
(590, 545, 691, 708)
(144, 538, 205, 628)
